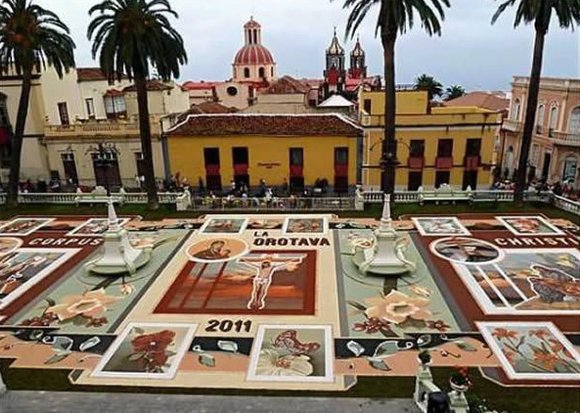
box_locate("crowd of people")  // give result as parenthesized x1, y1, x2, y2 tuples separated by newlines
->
(491, 178, 579, 201)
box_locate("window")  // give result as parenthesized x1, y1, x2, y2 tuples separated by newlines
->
(58, 102, 70, 125)
(437, 139, 453, 157)
(465, 138, 481, 157)
(0, 94, 11, 168)
(435, 171, 450, 188)
(232, 147, 249, 165)
(204, 148, 221, 191)
(569, 107, 580, 133)
(61, 153, 78, 184)
(259, 67, 265, 78)
(134, 152, 146, 177)
(530, 144, 540, 166)
(204, 148, 220, 166)
(363, 99, 372, 114)
(462, 171, 478, 190)
(85, 98, 95, 119)
(408, 171, 422, 191)
(227, 86, 238, 96)
(0, 94, 9, 126)
(244, 68, 250, 78)
(512, 98, 521, 121)
(289, 148, 304, 167)
(536, 105, 545, 134)
(548, 106, 558, 135)
(334, 147, 348, 165)
(104, 95, 127, 120)
(563, 156, 578, 182)
(271, 67, 274, 77)
(409, 140, 425, 157)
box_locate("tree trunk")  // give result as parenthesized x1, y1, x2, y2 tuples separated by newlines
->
(135, 75, 159, 210)
(514, 25, 546, 202)
(6, 70, 33, 208)
(381, 31, 398, 195)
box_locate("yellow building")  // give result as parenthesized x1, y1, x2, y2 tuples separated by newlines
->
(360, 90, 502, 190)
(166, 114, 362, 193)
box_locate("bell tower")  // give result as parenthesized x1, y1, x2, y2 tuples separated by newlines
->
(322, 27, 346, 99)
(349, 37, 367, 79)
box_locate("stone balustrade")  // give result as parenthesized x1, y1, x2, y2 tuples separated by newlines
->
(0, 189, 577, 216)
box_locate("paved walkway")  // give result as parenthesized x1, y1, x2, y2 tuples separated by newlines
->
(1, 391, 420, 413)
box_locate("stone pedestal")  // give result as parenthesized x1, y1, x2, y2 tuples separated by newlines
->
(85, 198, 152, 275)
(354, 194, 416, 276)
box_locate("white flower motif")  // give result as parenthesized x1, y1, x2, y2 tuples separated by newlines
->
(255, 349, 313, 377)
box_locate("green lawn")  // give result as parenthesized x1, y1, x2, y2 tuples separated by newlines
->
(0, 201, 578, 223)
(1, 360, 578, 412)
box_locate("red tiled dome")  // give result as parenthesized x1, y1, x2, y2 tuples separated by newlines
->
(234, 44, 275, 65)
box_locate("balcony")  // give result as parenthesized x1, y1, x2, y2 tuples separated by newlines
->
(44, 115, 163, 139)
(502, 119, 522, 132)
(552, 131, 580, 147)
(435, 157, 453, 169)
(408, 156, 425, 169)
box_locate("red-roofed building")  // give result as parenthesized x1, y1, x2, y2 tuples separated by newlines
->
(167, 114, 363, 193)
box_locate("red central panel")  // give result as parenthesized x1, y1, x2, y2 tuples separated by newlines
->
(154, 250, 317, 315)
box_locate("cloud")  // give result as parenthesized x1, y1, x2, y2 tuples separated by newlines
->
(35, 0, 579, 90)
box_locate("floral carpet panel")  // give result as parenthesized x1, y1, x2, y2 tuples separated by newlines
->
(0, 213, 578, 391)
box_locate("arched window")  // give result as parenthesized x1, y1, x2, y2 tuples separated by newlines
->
(512, 98, 521, 121)
(258, 67, 265, 78)
(548, 106, 558, 136)
(536, 104, 545, 134)
(244, 68, 250, 78)
(569, 107, 580, 134)
(562, 155, 578, 183)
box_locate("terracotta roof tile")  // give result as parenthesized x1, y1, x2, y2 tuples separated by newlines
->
(446, 92, 509, 112)
(168, 114, 362, 137)
(263, 76, 310, 94)
(77, 67, 108, 82)
(123, 79, 173, 92)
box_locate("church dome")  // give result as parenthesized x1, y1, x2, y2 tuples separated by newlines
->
(233, 17, 276, 66)
(234, 44, 275, 65)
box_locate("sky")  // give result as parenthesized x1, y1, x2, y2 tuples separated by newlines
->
(37, 0, 579, 91)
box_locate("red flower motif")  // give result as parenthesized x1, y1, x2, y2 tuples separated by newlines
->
(427, 320, 450, 332)
(532, 350, 559, 371)
(529, 329, 550, 339)
(352, 317, 392, 334)
(492, 328, 518, 340)
(132, 330, 176, 354)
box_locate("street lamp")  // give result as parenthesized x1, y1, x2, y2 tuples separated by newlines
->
(86, 143, 120, 196)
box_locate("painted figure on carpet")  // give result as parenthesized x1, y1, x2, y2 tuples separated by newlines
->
(239, 254, 305, 310)
(193, 240, 232, 261)
(0, 253, 48, 295)
(432, 238, 501, 264)
(0, 238, 22, 256)
(0, 218, 53, 236)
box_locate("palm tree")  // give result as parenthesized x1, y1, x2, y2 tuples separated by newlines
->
(445, 85, 466, 101)
(335, 0, 450, 194)
(492, 0, 580, 202)
(414, 73, 444, 100)
(0, 0, 75, 207)
(88, 0, 187, 210)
